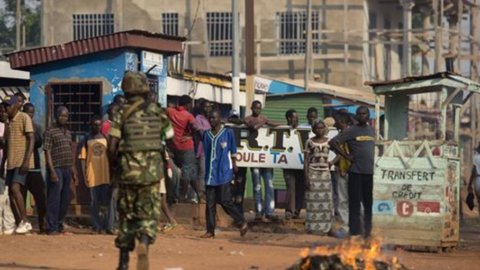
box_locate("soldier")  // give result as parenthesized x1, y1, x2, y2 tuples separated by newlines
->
(108, 71, 174, 270)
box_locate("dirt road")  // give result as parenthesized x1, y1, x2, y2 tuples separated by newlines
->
(0, 219, 479, 270)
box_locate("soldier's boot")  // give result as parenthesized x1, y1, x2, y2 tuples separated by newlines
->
(137, 235, 150, 270)
(117, 249, 129, 270)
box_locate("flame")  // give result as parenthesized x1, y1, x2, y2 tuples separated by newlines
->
(301, 237, 384, 270)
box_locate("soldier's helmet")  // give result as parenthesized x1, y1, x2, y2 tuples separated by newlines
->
(121, 71, 150, 94)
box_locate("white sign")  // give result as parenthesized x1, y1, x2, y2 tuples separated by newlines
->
(254, 77, 272, 93)
(141, 51, 163, 76)
(229, 125, 312, 169)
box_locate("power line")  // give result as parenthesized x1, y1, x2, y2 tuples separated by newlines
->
(186, 0, 201, 39)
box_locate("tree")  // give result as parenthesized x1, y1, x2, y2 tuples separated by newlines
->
(0, 0, 40, 54)
(23, 3, 40, 47)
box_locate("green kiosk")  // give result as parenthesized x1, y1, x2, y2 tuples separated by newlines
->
(367, 72, 480, 251)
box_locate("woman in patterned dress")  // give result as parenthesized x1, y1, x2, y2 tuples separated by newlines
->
(304, 119, 333, 235)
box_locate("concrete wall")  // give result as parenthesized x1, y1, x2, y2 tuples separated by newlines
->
(367, 0, 403, 81)
(41, 0, 402, 90)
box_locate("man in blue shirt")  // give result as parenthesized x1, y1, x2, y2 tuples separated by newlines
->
(201, 109, 247, 238)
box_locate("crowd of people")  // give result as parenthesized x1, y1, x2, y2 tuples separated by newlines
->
(0, 94, 99, 235)
(0, 71, 377, 269)
(0, 71, 376, 269)
(163, 92, 375, 239)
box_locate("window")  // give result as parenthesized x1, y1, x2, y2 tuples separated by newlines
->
(162, 13, 179, 36)
(48, 83, 102, 139)
(206, 12, 233, 56)
(73, 13, 114, 40)
(277, 11, 320, 55)
(147, 75, 159, 101)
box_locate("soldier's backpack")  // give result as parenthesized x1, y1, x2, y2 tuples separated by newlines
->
(119, 100, 165, 152)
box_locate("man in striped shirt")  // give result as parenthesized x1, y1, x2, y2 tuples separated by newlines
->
(4, 95, 34, 234)
(44, 106, 77, 235)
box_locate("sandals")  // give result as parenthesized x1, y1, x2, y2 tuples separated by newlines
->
(161, 223, 177, 232)
(240, 222, 248, 237)
(200, 232, 215, 238)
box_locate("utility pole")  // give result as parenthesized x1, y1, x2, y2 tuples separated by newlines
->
(232, 0, 241, 113)
(304, 0, 312, 91)
(455, 0, 463, 72)
(401, 0, 414, 77)
(433, 0, 441, 72)
(471, 0, 480, 146)
(245, 0, 255, 116)
(16, 0, 22, 51)
(472, 0, 479, 81)
(420, 7, 431, 75)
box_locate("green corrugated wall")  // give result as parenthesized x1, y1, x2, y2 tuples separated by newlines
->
(263, 94, 324, 125)
(263, 94, 324, 190)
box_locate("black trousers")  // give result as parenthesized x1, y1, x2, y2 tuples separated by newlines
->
(231, 167, 247, 214)
(348, 172, 373, 237)
(206, 183, 245, 234)
(283, 169, 305, 215)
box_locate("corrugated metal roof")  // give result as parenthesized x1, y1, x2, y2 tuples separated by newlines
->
(8, 30, 186, 70)
(0, 86, 29, 101)
(364, 72, 477, 87)
(268, 88, 378, 107)
(278, 78, 377, 105)
(365, 72, 480, 95)
(170, 71, 239, 90)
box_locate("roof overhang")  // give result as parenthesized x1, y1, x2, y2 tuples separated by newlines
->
(266, 91, 380, 108)
(0, 86, 30, 101)
(0, 61, 29, 80)
(166, 76, 265, 106)
(170, 70, 272, 94)
(365, 72, 480, 96)
(272, 78, 379, 107)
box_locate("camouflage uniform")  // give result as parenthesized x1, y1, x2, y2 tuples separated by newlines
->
(109, 73, 173, 252)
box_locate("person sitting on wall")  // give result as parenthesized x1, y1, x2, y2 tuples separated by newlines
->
(244, 100, 280, 222)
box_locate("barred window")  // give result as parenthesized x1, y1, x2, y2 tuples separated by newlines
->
(162, 13, 179, 36)
(277, 11, 320, 55)
(73, 14, 114, 40)
(206, 12, 233, 57)
(48, 82, 102, 140)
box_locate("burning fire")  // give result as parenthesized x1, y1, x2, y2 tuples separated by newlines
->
(297, 237, 404, 270)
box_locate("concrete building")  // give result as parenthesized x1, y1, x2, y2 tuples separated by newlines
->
(40, 0, 406, 90)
